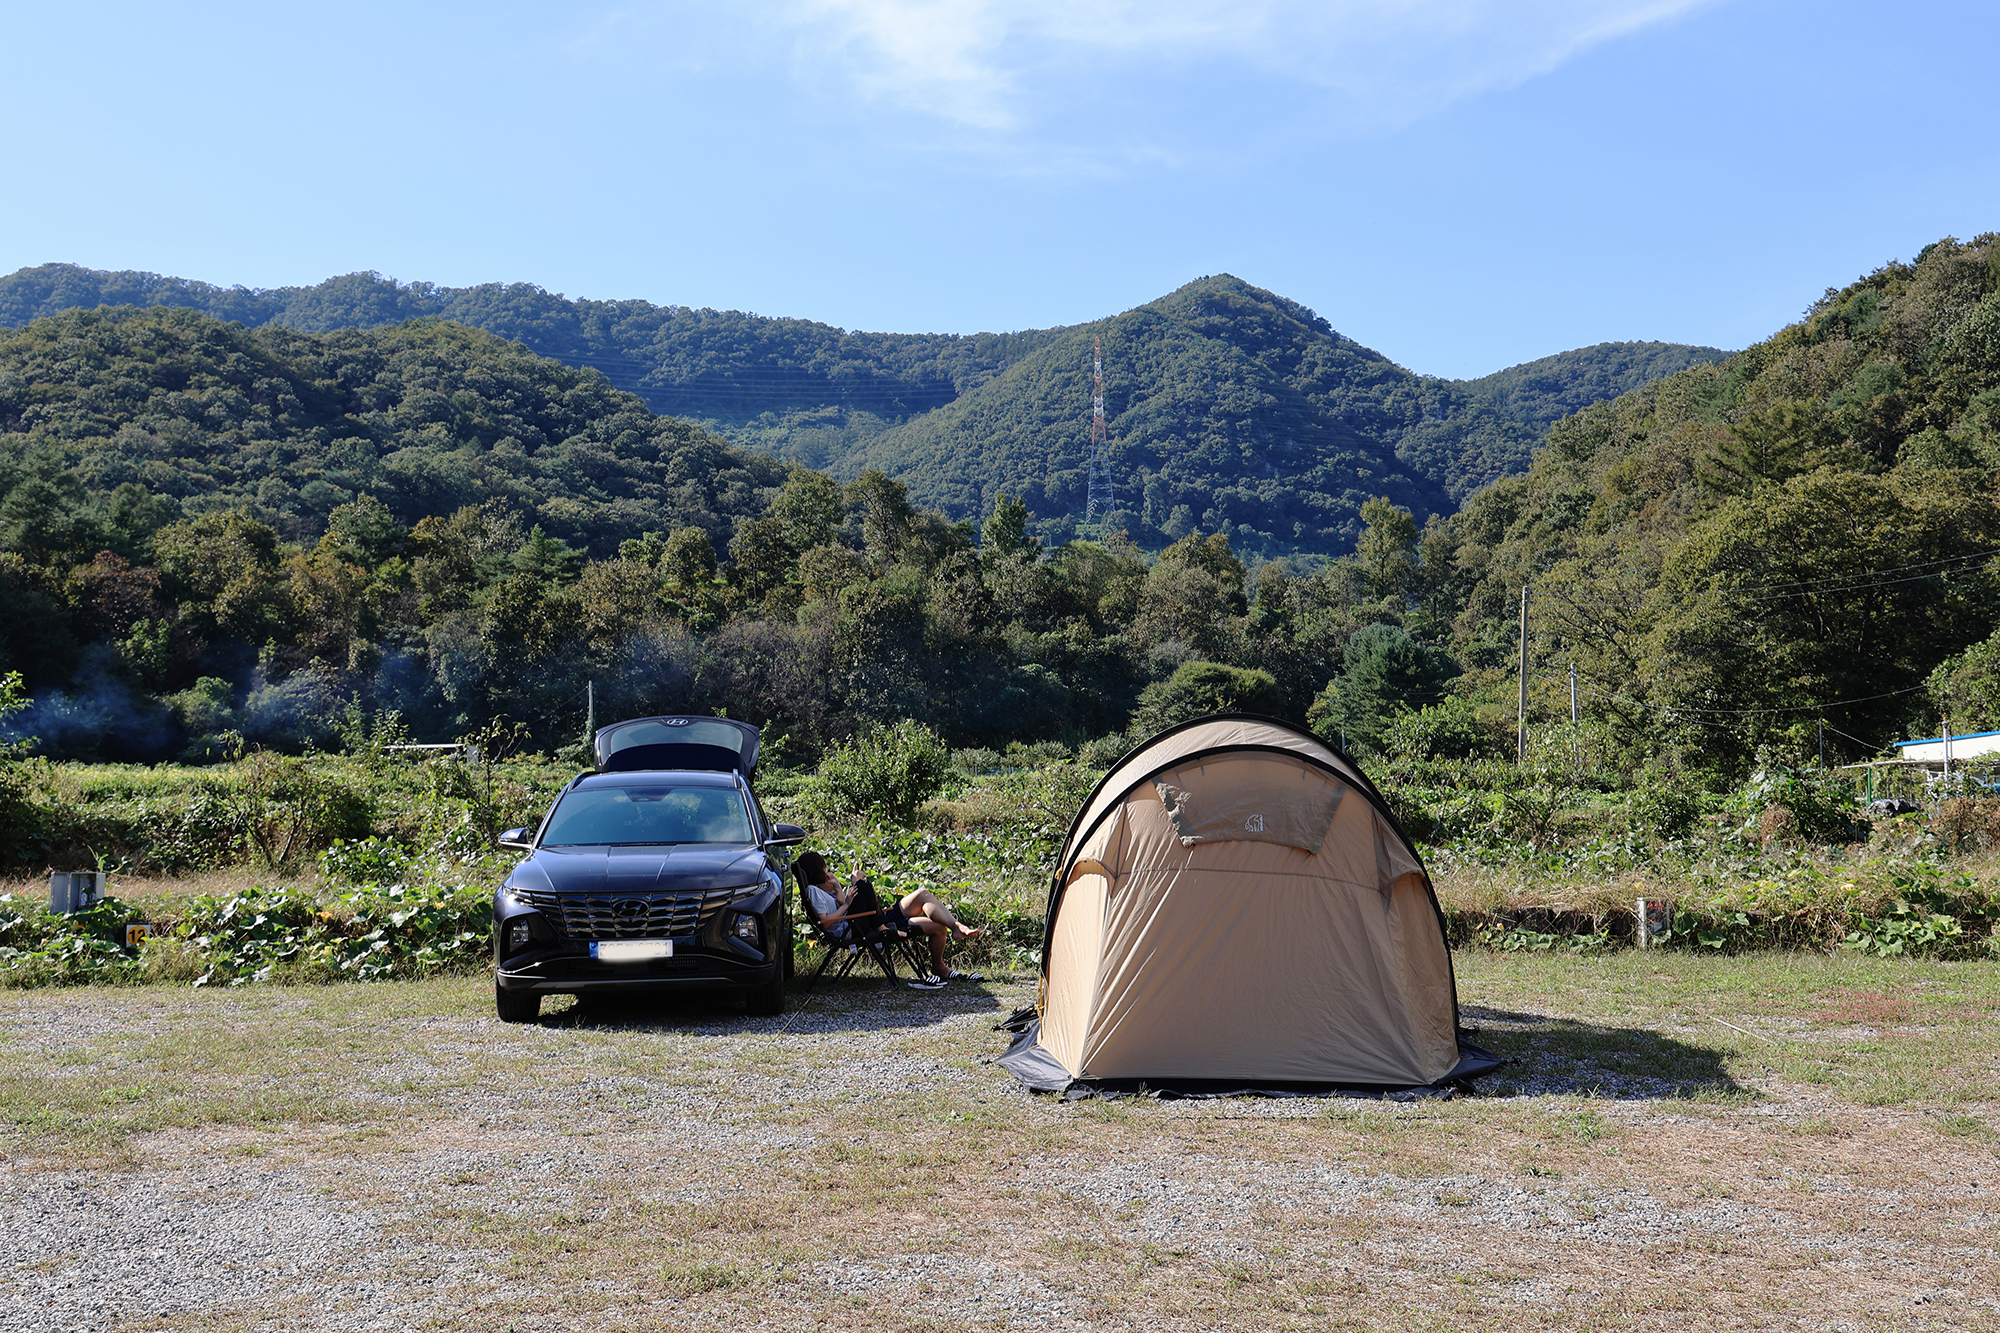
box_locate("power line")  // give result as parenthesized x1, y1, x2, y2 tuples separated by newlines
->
(1820, 719, 1894, 752)
(1579, 679, 1928, 717)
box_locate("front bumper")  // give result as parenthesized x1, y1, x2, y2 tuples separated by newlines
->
(495, 945, 780, 994)
(492, 880, 786, 996)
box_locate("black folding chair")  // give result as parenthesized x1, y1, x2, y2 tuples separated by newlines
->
(792, 875, 941, 1000)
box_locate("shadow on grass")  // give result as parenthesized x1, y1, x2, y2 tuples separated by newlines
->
(530, 970, 1012, 1037)
(1462, 1004, 1753, 1102)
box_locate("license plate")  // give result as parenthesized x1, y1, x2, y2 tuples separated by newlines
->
(591, 939, 673, 962)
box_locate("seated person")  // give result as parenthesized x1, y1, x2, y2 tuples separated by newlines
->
(794, 849, 983, 981)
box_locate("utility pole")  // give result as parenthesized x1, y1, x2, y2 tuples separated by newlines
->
(1569, 663, 1578, 724)
(1517, 586, 1530, 764)
(584, 680, 596, 755)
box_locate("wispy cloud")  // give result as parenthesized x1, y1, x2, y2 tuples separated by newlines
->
(775, 0, 1714, 132)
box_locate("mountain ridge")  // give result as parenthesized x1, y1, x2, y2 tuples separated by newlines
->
(0, 262, 1728, 555)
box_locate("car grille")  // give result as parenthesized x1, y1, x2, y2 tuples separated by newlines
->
(513, 886, 745, 941)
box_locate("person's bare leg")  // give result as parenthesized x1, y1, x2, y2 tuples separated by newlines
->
(899, 889, 982, 939)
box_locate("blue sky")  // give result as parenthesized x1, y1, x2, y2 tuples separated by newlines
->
(4, 0, 1996, 378)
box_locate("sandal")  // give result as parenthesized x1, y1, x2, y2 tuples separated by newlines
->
(940, 970, 984, 982)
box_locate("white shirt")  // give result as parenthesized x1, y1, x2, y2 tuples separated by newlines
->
(805, 883, 846, 939)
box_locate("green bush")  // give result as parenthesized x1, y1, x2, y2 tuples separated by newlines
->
(0, 673, 42, 865)
(1730, 761, 1865, 846)
(235, 752, 376, 870)
(805, 720, 955, 823)
(1380, 697, 1499, 761)
(1628, 770, 1702, 842)
(1131, 661, 1285, 736)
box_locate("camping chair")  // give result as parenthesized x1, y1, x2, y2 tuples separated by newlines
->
(792, 877, 942, 1001)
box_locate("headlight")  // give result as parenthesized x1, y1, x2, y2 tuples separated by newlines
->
(731, 914, 760, 947)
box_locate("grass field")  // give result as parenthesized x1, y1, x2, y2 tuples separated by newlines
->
(2, 950, 1997, 1331)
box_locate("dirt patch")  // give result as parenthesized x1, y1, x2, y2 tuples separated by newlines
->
(1811, 988, 1914, 1026)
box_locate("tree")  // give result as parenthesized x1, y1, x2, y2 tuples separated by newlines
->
(1307, 624, 1461, 751)
(1156, 530, 1248, 613)
(982, 494, 1039, 562)
(0, 452, 104, 565)
(1697, 399, 1846, 496)
(1131, 661, 1285, 735)
(152, 509, 291, 647)
(511, 526, 585, 585)
(1355, 496, 1418, 599)
(1650, 467, 2000, 760)
(1927, 629, 2000, 733)
(847, 470, 917, 565)
(770, 469, 848, 551)
(324, 496, 406, 566)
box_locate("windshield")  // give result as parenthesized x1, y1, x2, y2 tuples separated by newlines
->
(540, 786, 755, 847)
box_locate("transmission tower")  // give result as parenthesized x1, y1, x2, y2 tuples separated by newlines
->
(1084, 335, 1116, 521)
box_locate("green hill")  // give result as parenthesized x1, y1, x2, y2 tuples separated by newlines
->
(0, 264, 1061, 429)
(1416, 232, 2000, 760)
(844, 275, 1519, 554)
(0, 305, 781, 553)
(1458, 341, 1731, 434)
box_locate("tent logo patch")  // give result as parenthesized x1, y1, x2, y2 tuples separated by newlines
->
(1244, 813, 1266, 832)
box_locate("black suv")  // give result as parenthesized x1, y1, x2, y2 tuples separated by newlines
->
(491, 716, 804, 1022)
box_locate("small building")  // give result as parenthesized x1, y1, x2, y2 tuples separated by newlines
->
(1892, 729, 2000, 766)
(1840, 728, 2000, 804)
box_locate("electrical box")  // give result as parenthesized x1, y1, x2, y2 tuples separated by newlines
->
(49, 871, 106, 915)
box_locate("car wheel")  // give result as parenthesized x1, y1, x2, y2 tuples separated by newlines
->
(496, 980, 541, 1023)
(744, 964, 785, 1016)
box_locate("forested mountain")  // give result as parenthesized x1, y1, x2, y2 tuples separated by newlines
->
(1403, 233, 2000, 761)
(830, 275, 1544, 554)
(0, 264, 1061, 433)
(1458, 341, 1731, 434)
(0, 306, 782, 552)
(0, 265, 1722, 552)
(0, 233, 1994, 774)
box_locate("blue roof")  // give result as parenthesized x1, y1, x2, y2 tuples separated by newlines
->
(1895, 729, 2000, 748)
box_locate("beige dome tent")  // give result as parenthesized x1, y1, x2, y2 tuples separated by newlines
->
(999, 714, 1500, 1097)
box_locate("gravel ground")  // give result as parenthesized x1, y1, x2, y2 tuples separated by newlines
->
(0, 1163, 514, 1332)
(1, 975, 1996, 1331)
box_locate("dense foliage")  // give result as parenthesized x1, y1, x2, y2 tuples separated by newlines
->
(1410, 232, 2000, 767)
(3, 234, 1996, 781)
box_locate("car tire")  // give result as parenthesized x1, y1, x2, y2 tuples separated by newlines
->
(744, 964, 786, 1016)
(496, 980, 541, 1023)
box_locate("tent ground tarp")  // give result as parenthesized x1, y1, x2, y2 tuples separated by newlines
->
(998, 1014, 1504, 1101)
(1002, 714, 1504, 1099)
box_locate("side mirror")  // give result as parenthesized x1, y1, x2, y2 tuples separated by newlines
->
(766, 823, 806, 848)
(497, 828, 533, 852)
